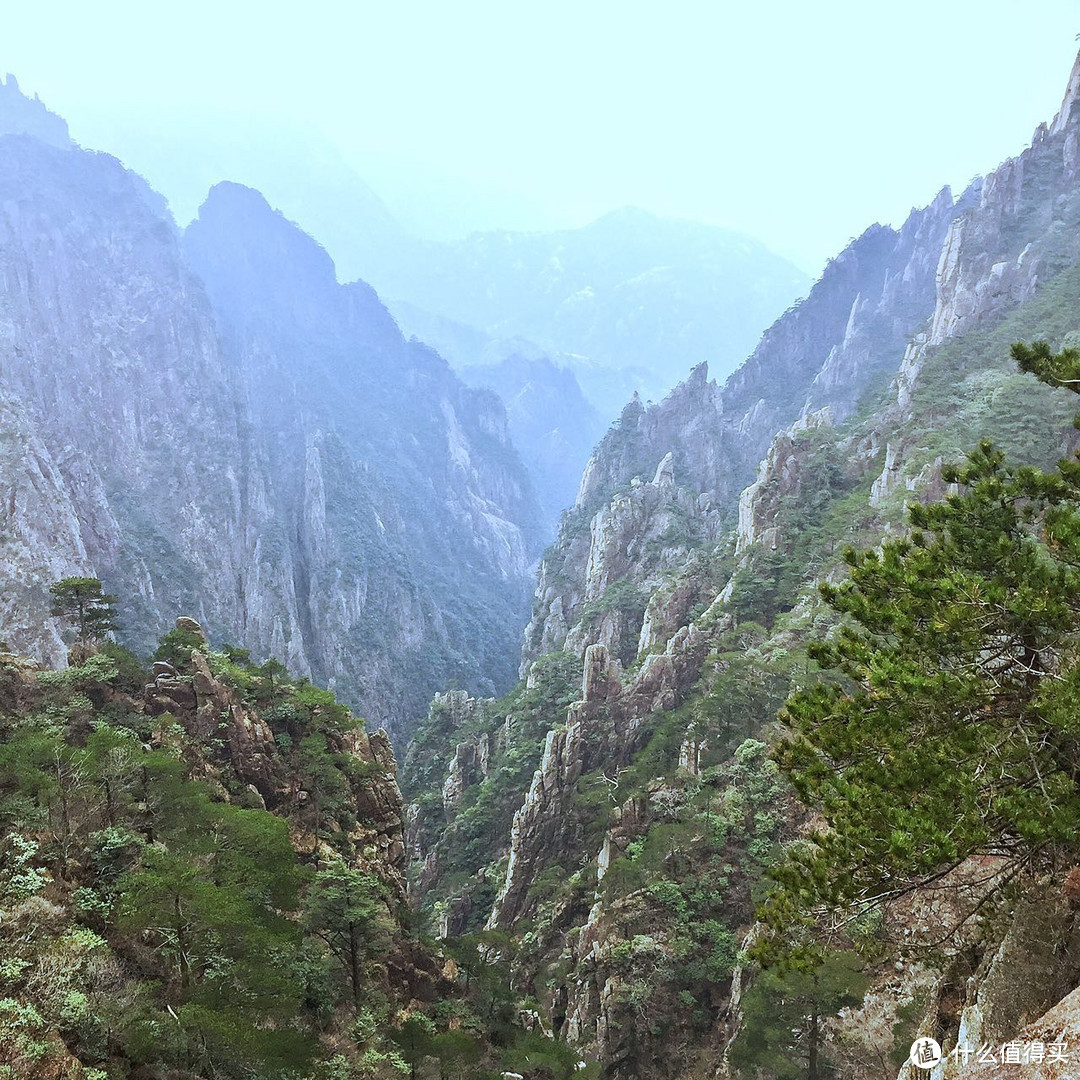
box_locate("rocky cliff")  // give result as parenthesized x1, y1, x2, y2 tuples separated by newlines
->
(519, 181, 969, 671)
(0, 73, 71, 147)
(0, 85, 542, 737)
(184, 181, 541, 726)
(523, 44, 1080, 677)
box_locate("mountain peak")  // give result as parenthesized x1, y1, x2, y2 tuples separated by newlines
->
(1050, 47, 1080, 135)
(0, 74, 71, 149)
(200, 180, 275, 217)
(190, 181, 339, 294)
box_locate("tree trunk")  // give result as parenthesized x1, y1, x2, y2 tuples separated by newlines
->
(807, 1006, 819, 1080)
(349, 920, 362, 1012)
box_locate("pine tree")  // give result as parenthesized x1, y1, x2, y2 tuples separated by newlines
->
(757, 342, 1080, 958)
(49, 576, 118, 645)
(730, 950, 868, 1080)
(303, 861, 390, 1011)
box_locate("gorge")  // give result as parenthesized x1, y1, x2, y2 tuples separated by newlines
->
(6, 38, 1080, 1080)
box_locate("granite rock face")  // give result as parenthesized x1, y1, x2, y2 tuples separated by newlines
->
(456, 349, 604, 536)
(490, 623, 707, 934)
(184, 181, 542, 729)
(872, 57, 1080, 501)
(563, 187, 964, 534)
(522, 185, 967, 670)
(143, 620, 409, 886)
(0, 88, 542, 739)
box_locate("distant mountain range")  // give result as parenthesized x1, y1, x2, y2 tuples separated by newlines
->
(379, 206, 811, 411)
(67, 108, 810, 424)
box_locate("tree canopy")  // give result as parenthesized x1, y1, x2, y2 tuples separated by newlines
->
(758, 341, 1080, 960)
(49, 577, 118, 645)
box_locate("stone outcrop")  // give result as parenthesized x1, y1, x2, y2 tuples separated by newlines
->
(457, 349, 604, 535)
(490, 615, 707, 932)
(523, 438, 723, 670)
(442, 736, 489, 811)
(950, 984, 1080, 1080)
(530, 46, 1080, 687)
(735, 407, 834, 554)
(0, 73, 71, 147)
(881, 52, 1080, 481)
(143, 620, 408, 886)
(0, 393, 94, 666)
(524, 180, 966, 670)
(589, 183, 960, 519)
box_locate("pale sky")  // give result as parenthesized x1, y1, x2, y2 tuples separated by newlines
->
(2, 1, 1078, 273)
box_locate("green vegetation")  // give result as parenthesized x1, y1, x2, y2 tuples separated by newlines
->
(0, 599, 589, 1079)
(388, 215, 1080, 1080)
(890, 261, 1080, 482)
(400, 314, 1080, 1079)
(757, 342, 1080, 971)
(730, 951, 869, 1080)
(578, 578, 649, 664)
(403, 650, 580, 922)
(727, 430, 872, 629)
(49, 577, 118, 646)
(0, 653, 320, 1077)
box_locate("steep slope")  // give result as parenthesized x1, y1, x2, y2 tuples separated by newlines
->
(375, 308, 612, 530)
(74, 111, 415, 283)
(402, 47, 1080, 1080)
(0, 73, 71, 147)
(0, 129, 266, 671)
(456, 349, 604, 534)
(0, 84, 541, 737)
(520, 182, 967, 672)
(184, 182, 542, 723)
(0, 620, 423, 1078)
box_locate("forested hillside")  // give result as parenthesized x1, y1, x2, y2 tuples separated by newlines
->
(0, 605, 595, 1079)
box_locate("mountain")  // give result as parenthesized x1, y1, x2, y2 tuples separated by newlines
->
(13, 43, 1080, 1080)
(455, 348, 604, 533)
(381, 307, 622, 526)
(0, 617, 606, 1078)
(0, 624, 430, 1077)
(401, 47, 1080, 1080)
(0, 77, 541, 737)
(0, 72, 71, 147)
(518, 181, 968, 670)
(70, 112, 415, 285)
(380, 206, 811, 414)
(70, 106, 809, 501)
(69, 117, 809, 416)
